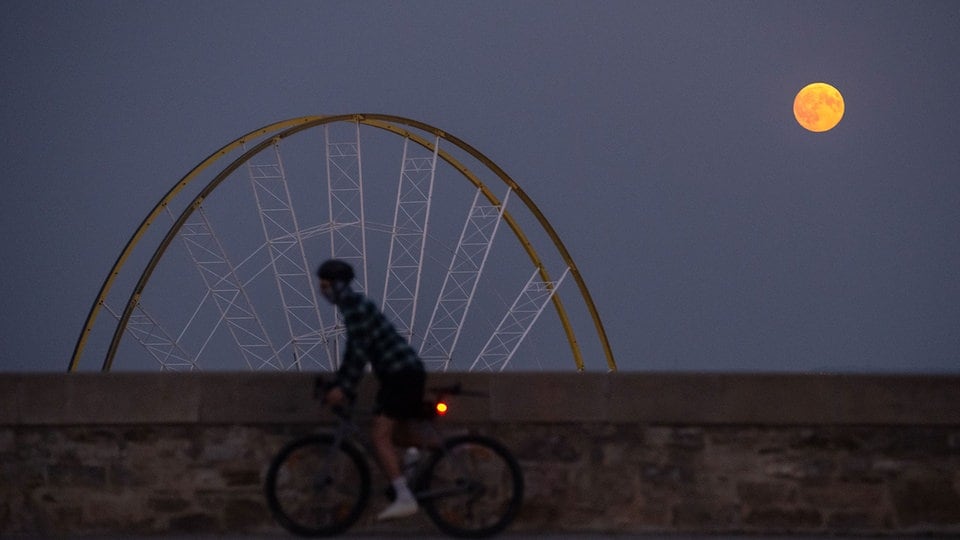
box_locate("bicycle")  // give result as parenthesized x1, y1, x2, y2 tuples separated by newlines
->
(264, 377, 524, 537)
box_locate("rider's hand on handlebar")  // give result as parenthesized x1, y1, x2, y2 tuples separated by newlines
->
(323, 385, 347, 407)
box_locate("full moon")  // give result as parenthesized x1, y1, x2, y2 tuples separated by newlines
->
(793, 82, 844, 132)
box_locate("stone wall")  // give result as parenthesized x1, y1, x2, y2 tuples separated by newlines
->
(1, 372, 959, 536)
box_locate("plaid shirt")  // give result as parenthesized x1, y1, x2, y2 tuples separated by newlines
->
(333, 291, 424, 397)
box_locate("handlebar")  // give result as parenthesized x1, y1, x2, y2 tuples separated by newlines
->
(314, 376, 354, 419)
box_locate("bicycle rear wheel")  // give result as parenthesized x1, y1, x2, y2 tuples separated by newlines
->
(264, 434, 371, 536)
(418, 434, 524, 538)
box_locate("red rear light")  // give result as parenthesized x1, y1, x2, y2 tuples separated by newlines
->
(435, 401, 449, 416)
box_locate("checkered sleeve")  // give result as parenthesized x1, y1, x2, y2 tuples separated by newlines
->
(333, 295, 374, 397)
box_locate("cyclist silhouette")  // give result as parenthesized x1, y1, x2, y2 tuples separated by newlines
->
(316, 259, 426, 520)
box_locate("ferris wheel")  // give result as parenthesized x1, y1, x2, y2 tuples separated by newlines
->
(69, 114, 615, 373)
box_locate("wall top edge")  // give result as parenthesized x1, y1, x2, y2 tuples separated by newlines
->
(1, 371, 957, 426)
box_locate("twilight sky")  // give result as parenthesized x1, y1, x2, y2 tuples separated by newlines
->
(2, 1, 958, 372)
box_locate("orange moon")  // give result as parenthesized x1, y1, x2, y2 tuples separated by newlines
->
(793, 82, 844, 132)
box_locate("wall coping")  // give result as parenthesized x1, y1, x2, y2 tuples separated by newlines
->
(1, 372, 958, 426)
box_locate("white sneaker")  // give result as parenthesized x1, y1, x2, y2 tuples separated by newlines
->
(376, 497, 418, 521)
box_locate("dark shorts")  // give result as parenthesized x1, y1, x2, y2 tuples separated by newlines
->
(374, 368, 426, 420)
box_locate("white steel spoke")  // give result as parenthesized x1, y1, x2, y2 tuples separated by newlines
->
(177, 207, 283, 370)
(471, 267, 570, 372)
(106, 301, 199, 371)
(382, 136, 439, 339)
(325, 122, 368, 294)
(248, 143, 333, 371)
(420, 188, 510, 370)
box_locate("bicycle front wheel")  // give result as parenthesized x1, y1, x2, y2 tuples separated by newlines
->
(419, 434, 524, 538)
(264, 434, 371, 537)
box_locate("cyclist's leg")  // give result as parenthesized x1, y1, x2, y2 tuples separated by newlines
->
(373, 368, 426, 472)
(371, 369, 425, 520)
(372, 415, 419, 519)
(395, 417, 442, 449)
(371, 414, 403, 479)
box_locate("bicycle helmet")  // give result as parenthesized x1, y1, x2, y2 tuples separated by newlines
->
(317, 259, 355, 282)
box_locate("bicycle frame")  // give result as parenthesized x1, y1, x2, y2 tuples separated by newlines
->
(266, 378, 524, 537)
(313, 381, 477, 500)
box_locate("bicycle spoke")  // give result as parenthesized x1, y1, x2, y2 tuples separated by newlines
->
(265, 435, 371, 536)
(421, 435, 523, 537)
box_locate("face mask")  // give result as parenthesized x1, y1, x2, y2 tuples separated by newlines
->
(321, 280, 350, 304)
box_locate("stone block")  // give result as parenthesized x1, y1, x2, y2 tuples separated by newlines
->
(891, 478, 960, 526)
(827, 509, 889, 530)
(58, 373, 201, 424)
(14, 374, 70, 425)
(198, 372, 317, 424)
(222, 498, 269, 530)
(737, 480, 797, 506)
(147, 496, 191, 513)
(607, 372, 722, 423)
(743, 506, 823, 530)
(0, 375, 23, 424)
(673, 500, 741, 529)
(168, 512, 219, 533)
(490, 372, 608, 422)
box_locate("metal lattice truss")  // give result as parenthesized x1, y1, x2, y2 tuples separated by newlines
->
(325, 123, 368, 294)
(247, 144, 333, 370)
(381, 136, 440, 339)
(103, 302, 197, 371)
(321, 123, 368, 361)
(178, 209, 282, 370)
(471, 267, 570, 372)
(419, 188, 511, 370)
